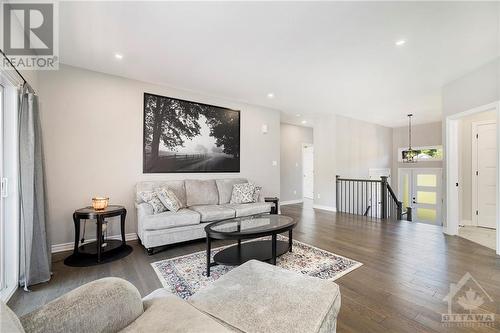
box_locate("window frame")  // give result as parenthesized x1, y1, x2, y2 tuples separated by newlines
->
(397, 145, 443, 162)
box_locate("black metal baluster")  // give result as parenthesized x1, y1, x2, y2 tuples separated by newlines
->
(369, 182, 372, 218)
(358, 182, 360, 215)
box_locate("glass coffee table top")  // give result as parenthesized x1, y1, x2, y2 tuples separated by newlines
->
(206, 214, 295, 236)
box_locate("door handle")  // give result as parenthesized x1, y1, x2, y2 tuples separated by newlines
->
(1, 178, 7, 198)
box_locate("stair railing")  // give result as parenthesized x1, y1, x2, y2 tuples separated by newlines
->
(336, 175, 412, 221)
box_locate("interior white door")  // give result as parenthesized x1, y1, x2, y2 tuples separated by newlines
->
(399, 168, 442, 225)
(474, 122, 497, 229)
(0, 84, 3, 291)
(302, 145, 314, 199)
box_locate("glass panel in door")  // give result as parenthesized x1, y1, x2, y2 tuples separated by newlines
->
(412, 169, 441, 224)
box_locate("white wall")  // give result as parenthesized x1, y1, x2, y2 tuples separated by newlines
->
(312, 114, 392, 211)
(458, 110, 496, 223)
(443, 58, 500, 117)
(313, 115, 336, 209)
(336, 115, 392, 179)
(280, 123, 313, 202)
(38, 65, 281, 246)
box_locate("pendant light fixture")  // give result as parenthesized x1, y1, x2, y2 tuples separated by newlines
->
(403, 114, 417, 163)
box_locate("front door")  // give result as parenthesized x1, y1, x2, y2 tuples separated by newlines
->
(399, 168, 442, 224)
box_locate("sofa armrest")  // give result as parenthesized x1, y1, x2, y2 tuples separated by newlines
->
(136, 202, 153, 217)
(141, 288, 172, 310)
(20, 278, 143, 333)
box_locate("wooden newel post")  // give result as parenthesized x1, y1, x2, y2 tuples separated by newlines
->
(406, 206, 412, 221)
(396, 201, 403, 220)
(336, 175, 340, 212)
(380, 176, 388, 219)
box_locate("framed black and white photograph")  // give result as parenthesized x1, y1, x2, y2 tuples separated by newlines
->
(143, 93, 240, 173)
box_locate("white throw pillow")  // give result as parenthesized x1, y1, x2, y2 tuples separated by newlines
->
(138, 191, 167, 214)
(230, 183, 256, 204)
(156, 187, 182, 212)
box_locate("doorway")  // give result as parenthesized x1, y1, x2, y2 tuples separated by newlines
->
(472, 120, 497, 229)
(446, 101, 500, 255)
(302, 144, 314, 199)
(399, 168, 442, 225)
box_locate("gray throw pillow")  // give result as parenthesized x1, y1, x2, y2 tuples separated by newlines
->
(230, 183, 256, 204)
(138, 191, 167, 214)
(156, 187, 182, 212)
(253, 186, 262, 202)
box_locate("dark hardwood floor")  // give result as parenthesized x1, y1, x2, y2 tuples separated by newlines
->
(8, 202, 500, 332)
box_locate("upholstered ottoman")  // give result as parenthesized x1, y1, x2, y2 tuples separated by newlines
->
(189, 260, 341, 333)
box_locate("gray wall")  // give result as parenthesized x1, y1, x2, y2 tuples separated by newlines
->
(38, 64, 281, 246)
(313, 114, 392, 210)
(458, 110, 496, 223)
(280, 123, 313, 202)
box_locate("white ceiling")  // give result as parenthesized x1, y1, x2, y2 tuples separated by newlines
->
(58, 1, 499, 127)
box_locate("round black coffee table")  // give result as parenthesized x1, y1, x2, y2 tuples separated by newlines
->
(204, 214, 296, 276)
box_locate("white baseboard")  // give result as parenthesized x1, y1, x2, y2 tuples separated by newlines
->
(280, 199, 303, 206)
(0, 284, 17, 303)
(313, 204, 337, 212)
(51, 233, 138, 253)
(460, 220, 473, 227)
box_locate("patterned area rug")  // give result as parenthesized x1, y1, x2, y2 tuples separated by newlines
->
(151, 236, 362, 299)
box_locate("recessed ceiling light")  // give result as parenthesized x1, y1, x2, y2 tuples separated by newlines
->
(267, 93, 275, 99)
(296, 114, 301, 117)
(301, 120, 307, 124)
(395, 39, 406, 46)
(114, 53, 123, 59)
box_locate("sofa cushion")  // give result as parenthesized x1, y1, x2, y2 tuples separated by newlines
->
(189, 205, 236, 222)
(1, 302, 25, 333)
(121, 294, 233, 333)
(190, 260, 341, 333)
(224, 202, 272, 217)
(215, 178, 248, 204)
(142, 209, 200, 231)
(185, 180, 219, 206)
(136, 181, 187, 208)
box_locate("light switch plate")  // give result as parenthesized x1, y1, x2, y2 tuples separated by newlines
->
(261, 124, 268, 134)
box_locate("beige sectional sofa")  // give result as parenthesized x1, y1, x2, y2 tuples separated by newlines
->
(136, 178, 273, 253)
(3, 260, 341, 333)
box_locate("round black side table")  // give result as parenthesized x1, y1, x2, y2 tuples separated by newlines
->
(265, 197, 279, 214)
(64, 205, 132, 267)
